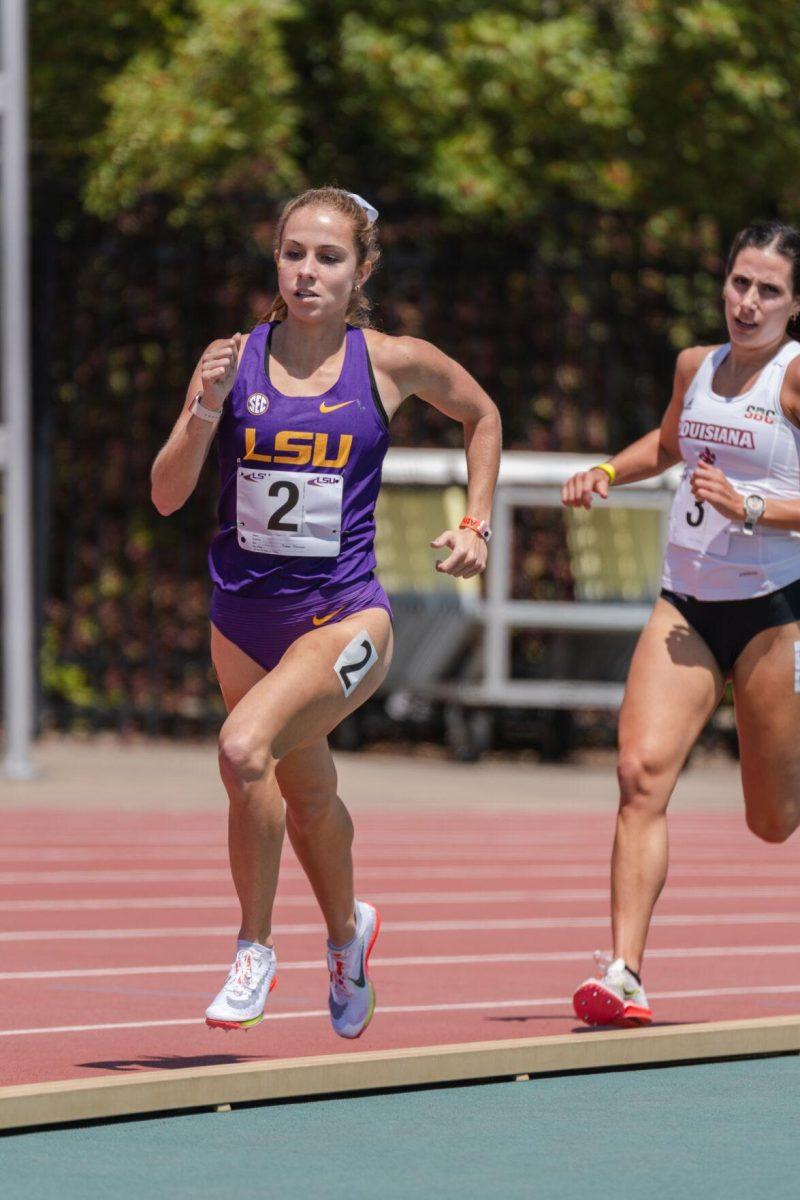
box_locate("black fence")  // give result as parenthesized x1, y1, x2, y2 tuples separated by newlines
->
(31, 201, 721, 736)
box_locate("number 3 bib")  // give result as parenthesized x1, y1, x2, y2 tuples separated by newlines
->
(668, 469, 731, 556)
(236, 467, 344, 557)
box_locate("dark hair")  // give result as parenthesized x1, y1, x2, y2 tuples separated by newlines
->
(264, 187, 381, 328)
(726, 220, 800, 295)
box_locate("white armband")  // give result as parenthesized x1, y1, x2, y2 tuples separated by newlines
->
(189, 392, 223, 423)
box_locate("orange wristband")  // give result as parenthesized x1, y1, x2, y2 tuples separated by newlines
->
(459, 516, 492, 542)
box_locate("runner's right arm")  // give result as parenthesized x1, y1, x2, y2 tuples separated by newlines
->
(561, 345, 708, 510)
(151, 334, 244, 515)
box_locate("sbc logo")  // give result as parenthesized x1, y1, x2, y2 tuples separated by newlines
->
(247, 393, 270, 416)
(745, 404, 775, 424)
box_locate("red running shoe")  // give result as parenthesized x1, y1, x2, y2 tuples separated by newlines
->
(573, 954, 653, 1028)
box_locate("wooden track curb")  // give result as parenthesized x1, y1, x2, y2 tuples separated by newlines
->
(2, 1015, 799, 1132)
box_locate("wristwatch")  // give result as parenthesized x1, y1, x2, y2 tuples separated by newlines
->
(459, 516, 492, 543)
(742, 493, 766, 536)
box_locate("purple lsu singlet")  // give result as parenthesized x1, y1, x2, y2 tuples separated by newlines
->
(209, 321, 391, 599)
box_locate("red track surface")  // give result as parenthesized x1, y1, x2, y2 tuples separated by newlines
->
(2, 807, 800, 1087)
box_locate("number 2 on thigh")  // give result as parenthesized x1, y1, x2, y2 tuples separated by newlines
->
(334, 631, 378, 698)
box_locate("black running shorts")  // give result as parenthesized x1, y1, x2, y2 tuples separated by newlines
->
(660, 577, 800, 675)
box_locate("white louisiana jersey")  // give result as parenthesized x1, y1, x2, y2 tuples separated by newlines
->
(662, 340, 800, 600)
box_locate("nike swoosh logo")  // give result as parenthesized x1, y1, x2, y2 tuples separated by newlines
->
(319, 400, 356, 414)
(312, 609, 343, 627)
(622, 986, 639, 998)
(347, 946, 367, 989)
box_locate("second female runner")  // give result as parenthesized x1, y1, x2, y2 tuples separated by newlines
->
(562, 220, 800, 1027)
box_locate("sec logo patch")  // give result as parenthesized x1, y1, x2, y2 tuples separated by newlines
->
(247, 393, 270, 416)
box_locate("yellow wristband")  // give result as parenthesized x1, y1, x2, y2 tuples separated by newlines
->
(593, 462, 616, 485)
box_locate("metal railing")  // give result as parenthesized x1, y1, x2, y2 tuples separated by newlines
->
(381, 448, 680, 710)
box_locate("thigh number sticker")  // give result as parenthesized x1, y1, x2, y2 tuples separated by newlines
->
(334, 631, 378, 697)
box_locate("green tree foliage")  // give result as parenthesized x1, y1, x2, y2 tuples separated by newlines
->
(78, 0, 800, 234)
(85, 0, 301, 223)
(30, 2, 187, 185)
(341, 0, 800, 230)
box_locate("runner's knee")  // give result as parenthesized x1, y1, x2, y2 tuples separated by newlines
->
(616, 751, 669, 814)
(218, 721, 272, 787)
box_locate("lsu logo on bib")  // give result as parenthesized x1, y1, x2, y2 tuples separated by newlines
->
(247, 393, 270, 416)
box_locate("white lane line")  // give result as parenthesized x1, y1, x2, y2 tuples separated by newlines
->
(0, 849, 229, 863)
(4, 883, 800, 916)
(0, 832, 619, 848)
(2, 861, 799, 886)
(0, 824, 771, 839)
(0, 869, 228, 885)
(4, 911, 800, 942)
(0, 841, 615, 861)
(4, 983, 800, 1038)
(0, 847, 661, 867)
(0, 842, 766, 863)
(0, 890, 525, 913)
(4, 943, 800, 983)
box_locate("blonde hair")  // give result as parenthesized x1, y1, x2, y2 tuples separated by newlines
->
(265, 187, 381, 327)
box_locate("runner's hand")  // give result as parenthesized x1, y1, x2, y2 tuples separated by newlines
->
(431, 528, 488, 578)
(201, 334, 242, 409)
(561, 468, 611, 510)
(690, 460, 745, 521)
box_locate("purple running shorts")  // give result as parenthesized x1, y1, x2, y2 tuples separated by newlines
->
(210, 576, 393, 672)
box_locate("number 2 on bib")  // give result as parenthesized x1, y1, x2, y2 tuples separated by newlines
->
(267, 480, 301, 532)
(236, 467, 343, 556)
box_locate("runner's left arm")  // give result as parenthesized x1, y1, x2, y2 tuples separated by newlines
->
(390, 337, 502, 578)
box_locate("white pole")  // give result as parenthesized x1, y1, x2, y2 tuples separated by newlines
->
(2, 0, 35, 779)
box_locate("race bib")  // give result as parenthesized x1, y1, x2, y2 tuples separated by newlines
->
(668, 470, 731, 555)
(236, 467, 343, 557)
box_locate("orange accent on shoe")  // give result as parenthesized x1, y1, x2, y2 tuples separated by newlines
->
(349, 905, 381, 1041)
(572, 979, 652, 1029)
(620, 1003, 653, 1026)
(205, 975, 278, 1031)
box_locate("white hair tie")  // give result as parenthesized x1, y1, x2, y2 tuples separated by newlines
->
(347, 192, 379, 225)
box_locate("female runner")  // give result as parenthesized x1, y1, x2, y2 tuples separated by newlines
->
(562, 220, 800, 1026)
(151, 188, 501, 1037)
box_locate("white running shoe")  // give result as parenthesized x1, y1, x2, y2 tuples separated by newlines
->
(327, 900, 381, 1039)
(573, 952, 653, 1028)
(205, 941, 277, 1030)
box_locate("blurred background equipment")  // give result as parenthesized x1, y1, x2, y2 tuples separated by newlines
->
(368, 448, 678, 760)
